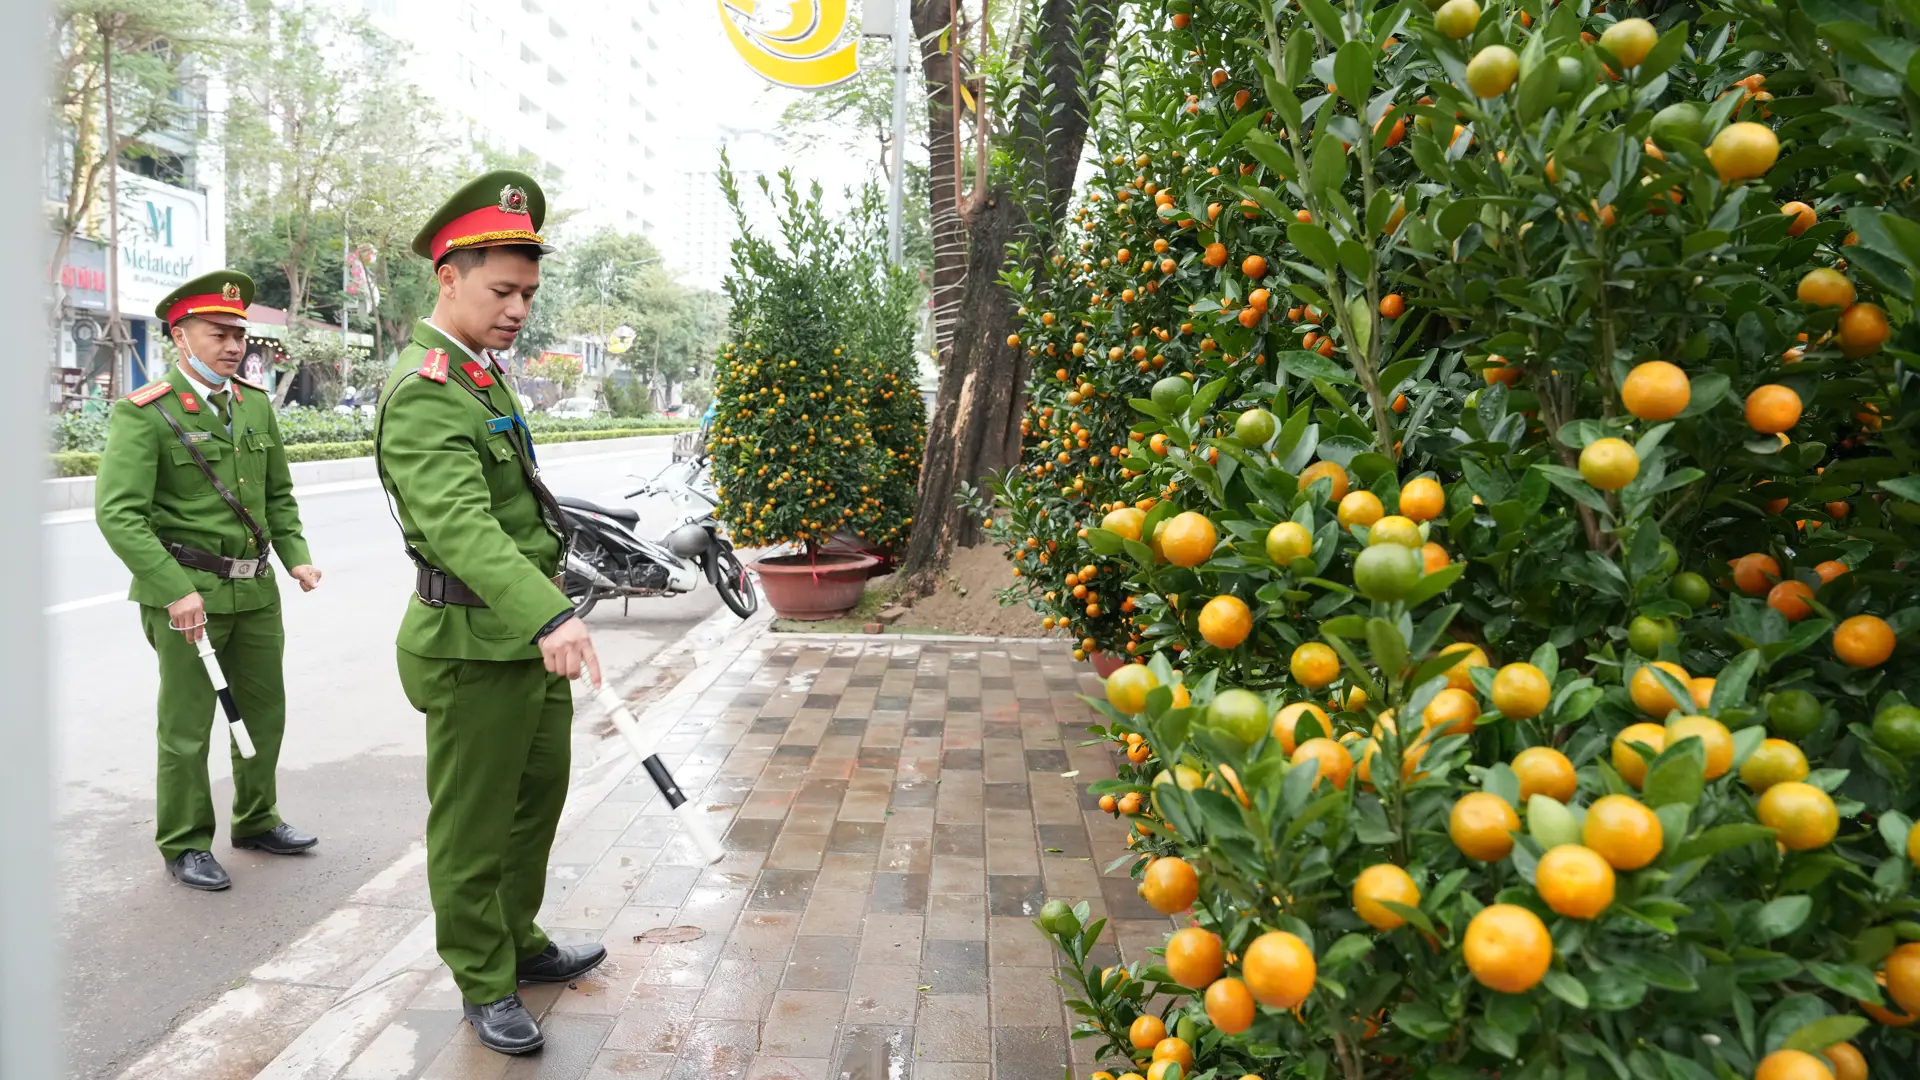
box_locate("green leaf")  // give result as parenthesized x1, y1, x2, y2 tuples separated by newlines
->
(1644, 741, 1706, 809)
(1323, 933, 1374, 968)
(1709, 650, 1760, 713)
(1243, 129, 1296, 180)
(1337, 240, 1372, 280)
(1084, 528, 1125, 556)
(1637, 22, 1690, 81)
(1805, 961, 1882, 1003)
(1333, 40, 1373, 104)
(1367, 618, 1409, 681)
(1881, 476, 1920, 503)
(1216, 110, 1265, 155)
(1675, 824, 1775, 863)
(1297, 0, 1346, 43)
(1275, 349, 1355, 384)
(1781, 1015, 1869, 1053)
(1542, 969, 1590, 1008)
(1753, 896, 1813, 941)
(1288, 221, 1339, 269)
(1404, 560, 1467, 604)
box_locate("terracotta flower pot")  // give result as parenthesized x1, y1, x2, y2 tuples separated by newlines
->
(754, 552, 881, 620)
(1090, 651, 1127, 678)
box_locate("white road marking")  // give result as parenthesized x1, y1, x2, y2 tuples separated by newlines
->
(44, 592, 126, 615)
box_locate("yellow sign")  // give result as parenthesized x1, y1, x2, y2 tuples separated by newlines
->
(717, 0, 859, 90)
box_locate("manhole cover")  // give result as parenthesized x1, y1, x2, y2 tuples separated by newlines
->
(635, 925, 707, 945)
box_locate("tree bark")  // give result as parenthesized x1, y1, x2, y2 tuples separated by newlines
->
(898, 0, 1114, 593)
(911, 0, 969, 359)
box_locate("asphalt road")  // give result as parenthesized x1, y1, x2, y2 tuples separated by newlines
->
(49, 437, 723, 1080)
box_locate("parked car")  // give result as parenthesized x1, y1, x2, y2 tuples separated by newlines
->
(664, 403, 699, 419)
(549, 397, 604, 419)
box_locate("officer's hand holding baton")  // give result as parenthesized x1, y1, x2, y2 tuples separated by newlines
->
(167, 591, 207, 643)
(540, 615, 601, 688)
(168, 592, 256, 759)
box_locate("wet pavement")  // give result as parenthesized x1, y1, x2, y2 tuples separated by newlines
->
(229, 634, 1173, 1080)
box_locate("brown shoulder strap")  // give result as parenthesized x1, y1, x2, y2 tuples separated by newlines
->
(153, 401, 272, 554)
(443, 377, 571, 537)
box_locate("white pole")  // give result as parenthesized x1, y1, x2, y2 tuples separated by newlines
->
(5, 0, 59, 1072)
(886, 0, 910, 265)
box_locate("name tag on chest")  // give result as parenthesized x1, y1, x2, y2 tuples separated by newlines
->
(486, 417, 514, 435)
(185, 431, 214, 444)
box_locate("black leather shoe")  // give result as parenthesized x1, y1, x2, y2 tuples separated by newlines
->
(167, 850, 231, 891)
(463, 993, 543, 1054)
(517, 941, 608, 983)
(232, 823, 318, 854)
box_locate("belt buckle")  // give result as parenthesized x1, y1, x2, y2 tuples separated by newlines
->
(420, 571, 446, 608)
(229, 558, 261, 579)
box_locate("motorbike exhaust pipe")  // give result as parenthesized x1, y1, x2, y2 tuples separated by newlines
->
(566, 551, 621, 591)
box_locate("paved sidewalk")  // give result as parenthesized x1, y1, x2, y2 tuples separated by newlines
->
(256, 634, 1170, 1080)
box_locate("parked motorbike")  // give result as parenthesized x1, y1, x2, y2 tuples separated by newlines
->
(557, 457, 757, 620)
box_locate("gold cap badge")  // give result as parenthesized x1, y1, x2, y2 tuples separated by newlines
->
(221, 282, 242, 301)
(498, 185, 530, 215)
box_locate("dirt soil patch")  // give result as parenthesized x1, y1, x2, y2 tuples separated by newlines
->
(768, 541, 1044, 637)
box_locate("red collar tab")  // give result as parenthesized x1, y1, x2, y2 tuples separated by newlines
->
(164, 292, 248, 326)
(428, 202, 545, 263)
(461, 360, 495, 387)
(419, 349, 450, 384)
(229, 381, 244, 404)
(178, 393, 200, 414)
(126, 382, 174, 407)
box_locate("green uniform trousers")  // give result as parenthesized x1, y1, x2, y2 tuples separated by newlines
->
(139, 602, 287, 860)
(397, 647, 572, 1004)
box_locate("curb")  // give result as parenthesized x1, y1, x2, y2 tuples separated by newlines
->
(112, 601, 773, 1080)
(770, 630, 1057, 644)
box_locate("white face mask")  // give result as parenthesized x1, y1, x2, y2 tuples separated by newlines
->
(183, 352, 230, 390)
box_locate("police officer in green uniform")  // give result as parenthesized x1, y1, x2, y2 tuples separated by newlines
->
(95, 270, 323, 891)
(375, 171, 605, 1055)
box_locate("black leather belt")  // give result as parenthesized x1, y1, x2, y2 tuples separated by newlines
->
(415, 566, 565, 608)
(167, 542, 267, 580)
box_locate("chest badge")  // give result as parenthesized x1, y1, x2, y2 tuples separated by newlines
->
(462, 360, 495, 388)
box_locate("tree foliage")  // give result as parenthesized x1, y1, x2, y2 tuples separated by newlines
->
(709, 159, 926, 555)
(989, 0, 1920, 1076)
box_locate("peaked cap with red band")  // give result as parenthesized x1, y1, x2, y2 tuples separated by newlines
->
(155, 269, 254, 329)
(412, 169, 553, 266)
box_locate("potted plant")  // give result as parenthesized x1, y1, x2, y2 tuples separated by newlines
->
(708, 161, 924, 619)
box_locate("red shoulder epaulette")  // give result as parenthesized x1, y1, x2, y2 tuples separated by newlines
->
(126, 382, 173, 407)
(233, 375, 268, 395)
(419, 349, 450, 384)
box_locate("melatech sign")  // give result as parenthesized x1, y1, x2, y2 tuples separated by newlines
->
(114, 170, 208, 314)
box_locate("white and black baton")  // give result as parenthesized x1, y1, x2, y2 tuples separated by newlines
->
(593, 685, 722, 864)
(194, 636, 257, 759)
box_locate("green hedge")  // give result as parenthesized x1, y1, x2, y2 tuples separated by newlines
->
(48, 426, 695, 478)
(50, 404, 696, 454)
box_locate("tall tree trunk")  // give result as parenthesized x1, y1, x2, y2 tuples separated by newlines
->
(912, 0, 968, 360)
(898, 0, 1115, 592)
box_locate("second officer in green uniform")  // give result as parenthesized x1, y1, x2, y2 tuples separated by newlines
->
(95, 270, 323, 891)
(375, 171, 605, 1055)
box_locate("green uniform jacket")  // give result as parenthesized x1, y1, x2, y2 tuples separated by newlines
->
(376, 321, 570, 662)
(95, 364, 312, 612)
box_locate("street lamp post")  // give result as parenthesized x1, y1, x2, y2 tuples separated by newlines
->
(886, 0, 910, 266)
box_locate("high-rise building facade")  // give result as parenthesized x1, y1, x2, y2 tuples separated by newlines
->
(345, 0, 684, 238)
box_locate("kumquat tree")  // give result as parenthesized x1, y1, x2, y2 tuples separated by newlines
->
(975, 0, 1920, 1076)
(709, 161, 925, 555)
